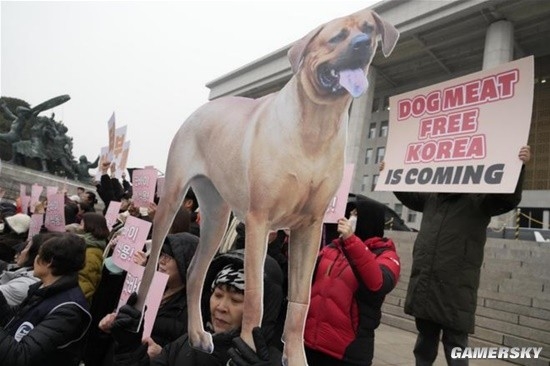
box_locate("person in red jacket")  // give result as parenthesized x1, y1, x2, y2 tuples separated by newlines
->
(305, 196, 401, 366)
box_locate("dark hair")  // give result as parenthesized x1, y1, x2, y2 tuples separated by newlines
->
(169, 207, 191, 234)
(38, 233, 86, 276)
(85, 191, 98, 205)
(82, 212, 110, 240)
(64, 202, 79, 225)
(21, 232, 61, 268)
(185, 188, 199, 212)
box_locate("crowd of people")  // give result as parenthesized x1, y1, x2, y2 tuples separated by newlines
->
(0, 145, 530, 366)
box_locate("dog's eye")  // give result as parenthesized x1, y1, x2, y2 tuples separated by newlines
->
(361, 23, 375, 35)
(329, 29, 349, 44)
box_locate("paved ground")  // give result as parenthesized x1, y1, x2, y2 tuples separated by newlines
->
(373, 324, 512, 365)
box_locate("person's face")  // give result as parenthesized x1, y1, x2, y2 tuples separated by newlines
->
(158, 252, 183, 287)
(33, 253, 50, 280)
(209, 284, 244, 334)
(15, 240, 31, 267)
(120, 198, 130, 212)
(82, 193, 92, 204)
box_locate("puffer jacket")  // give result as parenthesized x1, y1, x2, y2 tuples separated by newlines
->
(305, 195, 400, 365)
(0, 274, 91, 366)
(305, 236, 400, 364)
(78, 232, 106, 302)
(113, 249, 285, 366)
(396, 168, 524, 333)
(0, 266, 39, 306)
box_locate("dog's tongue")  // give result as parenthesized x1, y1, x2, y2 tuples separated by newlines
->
(339, 69, 368, 98)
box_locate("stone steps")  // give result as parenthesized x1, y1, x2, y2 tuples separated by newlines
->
(381, 231, 550, 366)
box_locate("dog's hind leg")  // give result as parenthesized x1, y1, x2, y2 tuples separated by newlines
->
(282, 222, 323, 366)
(187, 176, 231, 353)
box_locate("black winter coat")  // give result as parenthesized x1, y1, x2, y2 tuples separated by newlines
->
(396, 168, 524, 333)
(113, 250, 284, 366)
(0, 274, 91, 366)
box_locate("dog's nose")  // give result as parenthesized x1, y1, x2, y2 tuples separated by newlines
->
(350, 34, 370, 51)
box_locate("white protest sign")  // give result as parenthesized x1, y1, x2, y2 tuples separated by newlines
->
(377, 56, 534, 193)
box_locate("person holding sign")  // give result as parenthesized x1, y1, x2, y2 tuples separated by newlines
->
(382, 145, 530, 366)
(110, 249, 284, 366)
(304, 197, 400, 366)
(77, 212, 109, 303)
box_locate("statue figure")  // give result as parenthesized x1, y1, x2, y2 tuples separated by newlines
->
(76, 155, 99, 182)
(0, 103, 33, 162)
(0, 95, 71, 172)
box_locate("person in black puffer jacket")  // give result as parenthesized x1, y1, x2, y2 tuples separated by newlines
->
(0, 233, 91, 366)
(111, 249, 285, 366)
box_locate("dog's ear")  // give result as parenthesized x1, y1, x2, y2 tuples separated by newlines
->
(372, 11, 399, 57)
(287, 25, 325, 74)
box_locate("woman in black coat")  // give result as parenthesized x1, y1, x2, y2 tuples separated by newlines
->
(111, 249, 285, 366)
(0, 233, 91, 366)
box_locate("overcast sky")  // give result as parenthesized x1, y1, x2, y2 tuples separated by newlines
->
(1, 0, 378, 175)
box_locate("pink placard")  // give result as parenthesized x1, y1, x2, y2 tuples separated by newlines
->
(131, 168, 157, 208)
(117, 262, 169, 340)
(46, 186, 58, 198)
(19, 184, 26, 199)
(323, 164, 355, 223)
(108, 112, 116, 154)
(105, 201, 122, 231)
(28, 214, 44, 239)
(378, 56, 534, 193)
(95, 146, 110, 181)
(44, 193, 66, 232)
(112, 216, 152, 271)
(30, 184, 44, 214)
(20, 195, 30, 215)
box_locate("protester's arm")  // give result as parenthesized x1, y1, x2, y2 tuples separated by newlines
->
(379, 161, 429, 212)
(111, 295, 152, 366)
(483, 146, 530, 216)
(337, 218, 395, 292)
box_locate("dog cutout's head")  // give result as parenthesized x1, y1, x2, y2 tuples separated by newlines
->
(288, 9, 399, 102)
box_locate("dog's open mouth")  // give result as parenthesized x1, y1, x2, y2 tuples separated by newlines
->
(318, 63, 369, 98)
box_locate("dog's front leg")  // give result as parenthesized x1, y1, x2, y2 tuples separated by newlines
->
(282, 221, 323, 366)
(241, 212, 269, 350)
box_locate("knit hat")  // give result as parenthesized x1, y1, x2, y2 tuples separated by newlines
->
(211, 263, 245, 292)
(5, 213, 31, 234)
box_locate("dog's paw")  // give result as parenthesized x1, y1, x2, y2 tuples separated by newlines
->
(189, 329, 214, 354)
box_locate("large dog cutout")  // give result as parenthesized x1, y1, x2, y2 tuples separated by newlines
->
(139, 8, 398, 366)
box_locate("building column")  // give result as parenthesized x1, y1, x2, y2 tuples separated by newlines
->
(543, 210, 549, 230)
(482, 19, 514, 70)
(347, 67, 376, 193)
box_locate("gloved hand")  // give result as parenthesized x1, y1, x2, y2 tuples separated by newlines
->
(111, 292, 144, 354)
(227, 327, 272, 366)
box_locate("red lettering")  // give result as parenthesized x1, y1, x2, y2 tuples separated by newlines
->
(465, 82, 480, 104)
(453, 138, 468, 158)
(443, 87, 463, 110)
(467, 135, 486, 158)
(498, 70, 518, 97)
(436, 139, 453, 160)
(426, 91, 441, 114)
(398, 99, 411, 120)
(405, 143, 422, 163)
(479, 77, 498, 102)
